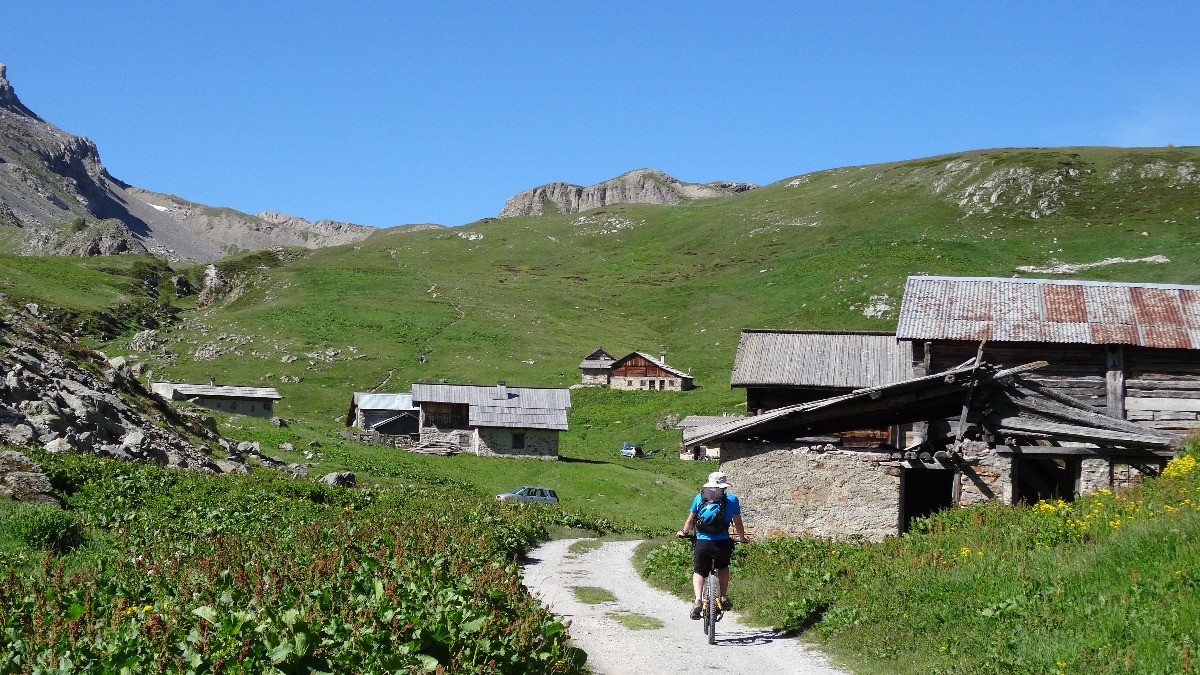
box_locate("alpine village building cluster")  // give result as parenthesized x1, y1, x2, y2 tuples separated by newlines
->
(157, 275, 1200, 542)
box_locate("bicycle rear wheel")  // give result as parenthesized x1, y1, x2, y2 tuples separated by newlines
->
(704, 572, 718, 644)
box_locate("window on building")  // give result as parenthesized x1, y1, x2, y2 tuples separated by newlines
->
(512, 432, 526, 450)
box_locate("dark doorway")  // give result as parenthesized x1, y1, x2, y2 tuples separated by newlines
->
(1014, 457, 1080, 504)
(901, 467, 955, 533)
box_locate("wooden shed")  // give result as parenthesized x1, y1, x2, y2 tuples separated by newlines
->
(610, 352, 694, 391)
(731, 329, 914, 447)
(346, 392, 419, 436)
(897, 275, 1200, 436)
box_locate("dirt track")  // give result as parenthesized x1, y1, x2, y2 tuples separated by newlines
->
(522, 539, 847, 675)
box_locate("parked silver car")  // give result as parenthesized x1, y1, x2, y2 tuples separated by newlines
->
(495, 486, 559, 504)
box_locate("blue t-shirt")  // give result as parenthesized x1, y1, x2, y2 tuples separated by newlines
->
(690, 491, 741, 541)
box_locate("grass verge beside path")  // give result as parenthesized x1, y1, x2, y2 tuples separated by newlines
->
(640, 445, 1200, 674)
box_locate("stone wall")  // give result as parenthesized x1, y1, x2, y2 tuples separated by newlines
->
(721, 437, 1169, 541)
(610, 376, 684, 391)
(580, 370, 610, 386)
(192, 396, 273, 419)
(476, 427, 559, 460)
(720, 441, 899, 541)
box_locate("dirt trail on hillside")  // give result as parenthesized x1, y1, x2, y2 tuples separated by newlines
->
(522, 539, 847, 675)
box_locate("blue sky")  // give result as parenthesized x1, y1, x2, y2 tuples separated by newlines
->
(4, 2, 1198, 228)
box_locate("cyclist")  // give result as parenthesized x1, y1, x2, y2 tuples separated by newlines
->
(676, 470, 750, 619)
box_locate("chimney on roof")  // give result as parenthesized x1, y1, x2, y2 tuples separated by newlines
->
(209, 376, 216, 386)
(659, 350, 667, 364)
(495, 381, 508, 400)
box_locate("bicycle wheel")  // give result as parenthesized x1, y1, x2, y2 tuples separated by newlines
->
(704, 572, 718, 644)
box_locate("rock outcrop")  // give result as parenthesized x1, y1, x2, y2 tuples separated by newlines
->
(499, 169, 756, 218)
(0, 62, 375, 262)
(0, 300, 243, 473)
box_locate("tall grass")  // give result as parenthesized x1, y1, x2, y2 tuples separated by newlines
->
(0, 450, 603, 673)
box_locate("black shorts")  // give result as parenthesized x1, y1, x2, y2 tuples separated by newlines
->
(692, 538, 735, 576)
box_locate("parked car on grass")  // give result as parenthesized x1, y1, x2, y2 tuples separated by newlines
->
(495, 486, 559, 504)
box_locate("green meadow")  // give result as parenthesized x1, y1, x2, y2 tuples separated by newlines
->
(3, 146, 1200, 672)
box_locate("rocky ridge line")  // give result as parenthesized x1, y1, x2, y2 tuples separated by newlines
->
(499, 168, 757, 218)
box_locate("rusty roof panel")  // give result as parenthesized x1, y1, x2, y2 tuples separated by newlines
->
(1182, 290, 1200, 329)
(1090, 323, 1141, 345)
(1084, 286, 1137, 325)
(898, 276, 1200, 348)
(952, 280, 993, 321)
(1140, 326, 1195, 350)
(1042, 284, 1087, 323)
(1131, 286, 1186, 328)
(995, 282, 1042, 323)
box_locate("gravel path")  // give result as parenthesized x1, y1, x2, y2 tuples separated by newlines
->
(522, 539, 847, 675)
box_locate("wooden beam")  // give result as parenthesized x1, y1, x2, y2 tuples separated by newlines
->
(1107, 345, 1126, 419)
(995, 444, 1176, 458)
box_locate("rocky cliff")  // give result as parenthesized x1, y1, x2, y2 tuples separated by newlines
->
(498, 168, 756, 218)
(0, 62, 375, 262)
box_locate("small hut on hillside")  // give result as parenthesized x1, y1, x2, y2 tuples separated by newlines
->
(150, 381, 280, 419)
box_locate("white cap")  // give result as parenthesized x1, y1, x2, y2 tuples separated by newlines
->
(703, 471, 730, 488)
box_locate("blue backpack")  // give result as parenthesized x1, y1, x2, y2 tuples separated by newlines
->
(695, 487, 728, 534)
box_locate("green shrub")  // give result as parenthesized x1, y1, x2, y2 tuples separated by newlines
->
(4, 504, 85, 554)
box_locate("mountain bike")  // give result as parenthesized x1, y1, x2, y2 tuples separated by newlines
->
(683, 534, 730, 645)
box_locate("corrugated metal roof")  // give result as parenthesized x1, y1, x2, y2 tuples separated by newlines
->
(411, 383, 571, 409)
(897, 276, 1200, 349)
(352, 392, 415, 411)
(730, 330, 913, 388)
(153, 382, 281, 400)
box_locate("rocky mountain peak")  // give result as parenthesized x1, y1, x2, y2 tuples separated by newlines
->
(0, 62, 39, 119)
(0, 62, 374, 261)
(499, 168, 756, 218)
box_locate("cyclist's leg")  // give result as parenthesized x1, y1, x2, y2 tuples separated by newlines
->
(713, 539, 735, 598)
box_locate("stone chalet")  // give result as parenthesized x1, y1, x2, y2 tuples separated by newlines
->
(150, 381, 281, 419)
(410, 382, 571, 459)
(346, 392, 419, 436)
(579, 348, 616, 385)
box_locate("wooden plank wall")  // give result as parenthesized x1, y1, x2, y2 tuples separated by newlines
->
(920, 341, 1200, 433)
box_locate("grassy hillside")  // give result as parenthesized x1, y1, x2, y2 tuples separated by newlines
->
(6, 145, 1200, 519)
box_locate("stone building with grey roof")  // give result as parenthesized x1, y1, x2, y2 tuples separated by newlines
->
(410, 382, 571, 459)
(150, 381, 281, 419)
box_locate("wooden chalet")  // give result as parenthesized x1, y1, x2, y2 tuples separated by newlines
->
(150, 381, 280, 419)
(688, 359, 1183, 541)
(609, 351, 694, 391)
(731, 329, 913, 447)
(897, 276, 1200, 436)
(579, 347, 616, 385)
(409, 382, 570, 459)
(346, 392, 419, 436)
